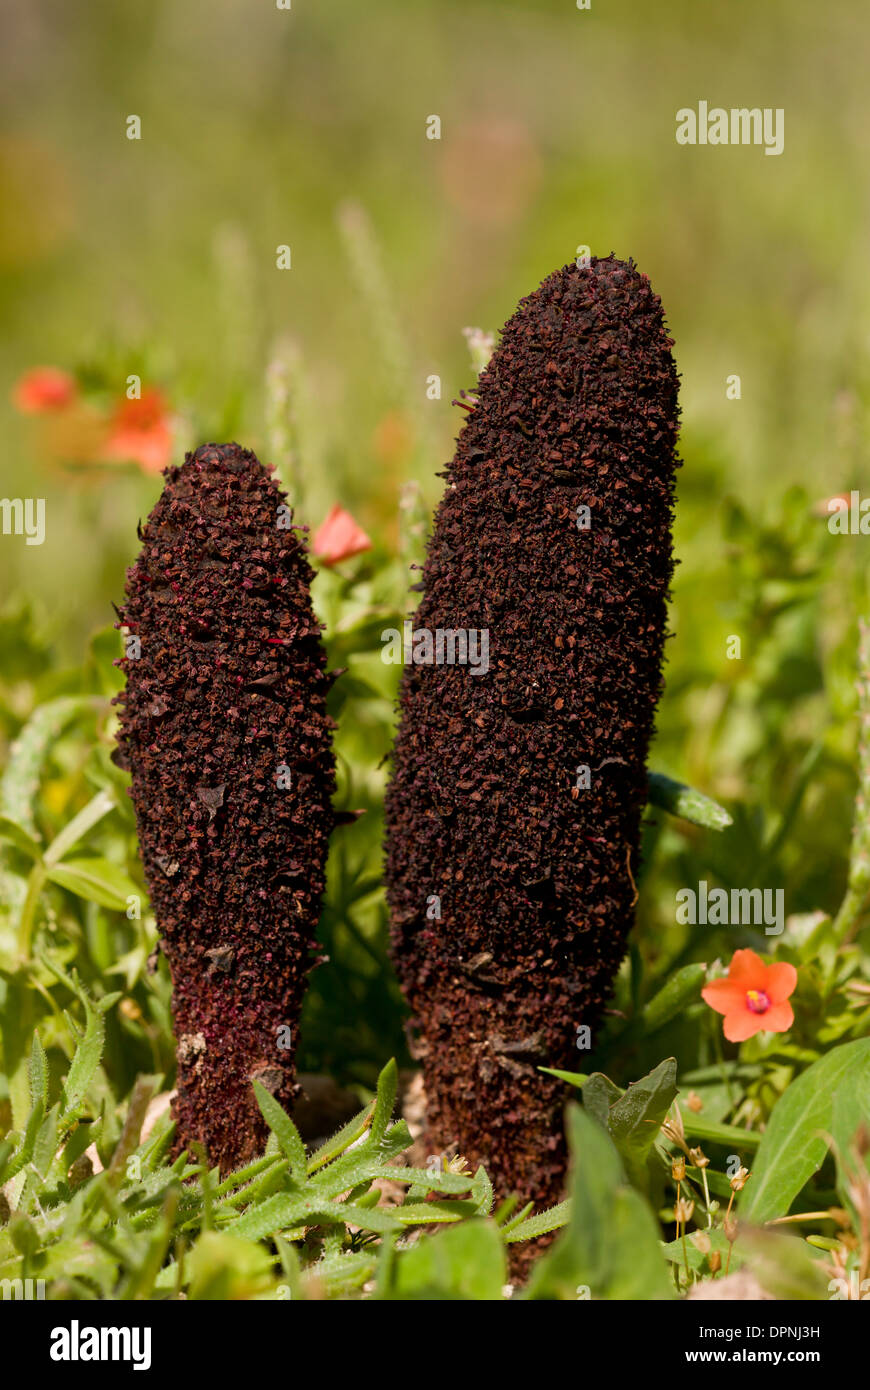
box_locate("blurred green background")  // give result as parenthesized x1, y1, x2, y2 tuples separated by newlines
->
(2, 0, 870, 1086)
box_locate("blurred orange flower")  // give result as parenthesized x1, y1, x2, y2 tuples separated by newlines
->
(702, 948, 797, 1043)
(439, 116, 541, 227)
(12, 366, 77, 414)
(102, 389, 172, 474)
(312, 505, 372, 566)
(373, 411, 414, 469)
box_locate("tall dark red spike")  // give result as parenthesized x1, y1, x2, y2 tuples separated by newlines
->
(385, 257, 680, 1229)
(116, 442, 335, 1170)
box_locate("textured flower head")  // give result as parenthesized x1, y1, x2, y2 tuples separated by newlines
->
(702, 948, 797, 1042)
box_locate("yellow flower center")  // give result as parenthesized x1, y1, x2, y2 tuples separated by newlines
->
(745, 989, 770, 1014)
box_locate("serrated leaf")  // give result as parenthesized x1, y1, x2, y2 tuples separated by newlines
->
(252, 1079, 307, 1180)
(303, 1249, 377, 1297)
(211, 1153, 283, 1199)
(39, 965, 107, 1125)
(221, 1191, 314, 1241)
(307, 1101, 374, 1173)
(0, 1098, 44, 1185)
(308, 1121, 411, 1199)
(33, 1102, 60, 1176)
(317, 1201, 403, 1233)
(470, 1164, 494, 1216)
(370, 1058, 398, 1146)
(392, 1199, 479, 1226)
(96, 991, 124, 1015)
(29, 1031, 48, 1110)
(365, 1165, 476, 1195)
(503, 1199, 571, 1244)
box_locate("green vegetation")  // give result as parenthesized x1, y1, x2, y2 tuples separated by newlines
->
(2, 0, 869, 1300)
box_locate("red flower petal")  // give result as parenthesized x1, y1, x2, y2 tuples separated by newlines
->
(701, 978, 746, 1016)
(764, 961, 798, 1004)
(13, 366, 76, 414)
(312, 505, 372, 566)
(723, 1008, 767, 1043)
(761, 1000, 794, 1033)
(725, 948, 768, 989)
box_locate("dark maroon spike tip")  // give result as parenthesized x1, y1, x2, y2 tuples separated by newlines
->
(384, 257, 681, 1249)
(115, 442, 336, 1170)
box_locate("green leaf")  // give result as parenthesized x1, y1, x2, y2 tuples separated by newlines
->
(640, 965, 706, 1035)
(88, 624, 125, 697)
(386, 1219, 507, 1300)
(8, 1212, 39, 1259)
(370, 1058, 398, 1146)
(46, 857, 139, 911)
(539, 1067, 589, 1088)
(33, 1102, 60, 1176)
(226, 1191, 401, 1241)
(187, 1231, 275, 1301)
(301, 1249, 377, 1298)
(503, 1200, 571, 1244)
(741, 1038, 870, 1223)
(0, 816, 42, 860)
(647, 771, 733, 831)
(0, 1098, 45, 1185)
(296, 1198, 404, 1236)
(580, 1072, 623, 1128)
(43, 791, 116, 866)
(392, 1200, 478, 1226)
(661, 1226, 734, 1274)
(307, 1101, 374, 1174)
(29, 1031, 48, 1110)
(679, 1111, 762, 1152)
(469, 1164, 494, 1216)
(0, 697, 101, 835)
(40, 963, 107, 1124)
(307, 1121, 411, 1199)
(525, 1105, 674, 1300)
(252, 1080, 307, 1181)
(368, 1164, 476, 1196)
(606, 1058, 679, 1191)
(736, 1227, 830, 1301)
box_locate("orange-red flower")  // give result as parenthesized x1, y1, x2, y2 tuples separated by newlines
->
(312, 505, 372, 566)
(702, 948, 797, 1042)
(102, 389, 172, 475)
(12, 366, 76, 414)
